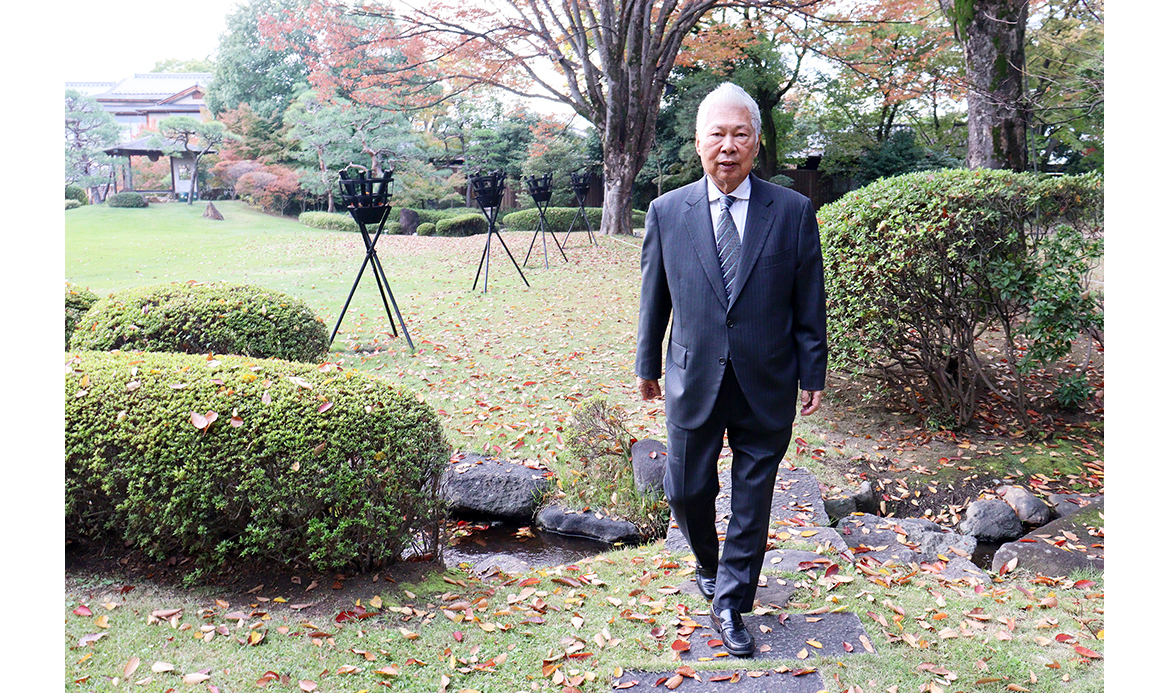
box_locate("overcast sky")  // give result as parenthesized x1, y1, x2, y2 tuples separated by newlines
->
(61, 0, 242, 82)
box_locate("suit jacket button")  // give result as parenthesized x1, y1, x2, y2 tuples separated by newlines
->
(718, 357, 726, 365)
(726, 319, 734, 328)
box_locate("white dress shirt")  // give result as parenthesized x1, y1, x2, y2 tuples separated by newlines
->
(705, 175, 751, 242)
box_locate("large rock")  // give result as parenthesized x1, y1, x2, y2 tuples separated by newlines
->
(997, 486, 1053, 526)
(440, 452, 551, 520)
(399, 208, 420, 235)
(960, 499, 1024, 542)
(1047, 492, 1103, 518)
(631, 438, 667, 496)
(536, 504, 643, 544)
(992, 503, 1104, 575)
(823, 481, 878, 523)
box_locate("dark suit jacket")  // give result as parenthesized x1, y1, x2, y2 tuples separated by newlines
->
(635, 174, 827, 431)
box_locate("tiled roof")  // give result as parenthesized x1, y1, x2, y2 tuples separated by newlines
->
(65, 82, 117, 97)
(96, 73, 212, 99)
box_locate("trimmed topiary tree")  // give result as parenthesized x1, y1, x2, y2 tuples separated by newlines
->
(66, 350, 449, 579)
(65, 283, 100, 348)
(69, 282, 330, 363)
(107, 191, 148, 208)
(416, 222, 436, 237)
(819, 169, 1103, 429)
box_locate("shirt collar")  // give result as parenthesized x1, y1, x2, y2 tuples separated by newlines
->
(706, 175, 752, 204)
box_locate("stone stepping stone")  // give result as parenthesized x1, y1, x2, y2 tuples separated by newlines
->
(665, 467, 834, 555)
(679, 612, 874, 661)
(677, 574, 798, 609)
(612, 667, 827, 692)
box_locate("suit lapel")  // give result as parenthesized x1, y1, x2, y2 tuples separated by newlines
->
(682, 180, 729, 309)
(729, 174, 776, 308)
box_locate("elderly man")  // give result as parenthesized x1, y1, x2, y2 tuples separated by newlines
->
(635, 82, 827, 657)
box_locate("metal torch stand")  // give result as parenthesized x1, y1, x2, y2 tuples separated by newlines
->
(522, 176, 568, 269)
(471, 172, 530, 293)
(563, 172, 597, 247)
(329, 178, 415, 352)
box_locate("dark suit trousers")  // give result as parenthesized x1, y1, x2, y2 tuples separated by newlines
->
(664, 362, 793, 614)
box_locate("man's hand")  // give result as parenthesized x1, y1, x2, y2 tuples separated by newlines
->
(637, 377, 662, 401)
(800, 390, 823, 416)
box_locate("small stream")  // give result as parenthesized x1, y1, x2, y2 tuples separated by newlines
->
(442, 520, 614, 570)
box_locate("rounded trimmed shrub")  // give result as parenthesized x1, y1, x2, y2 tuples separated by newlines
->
(65, 283, 100, 348)
(416, 222, 436, 236)
(107, 191, 148, 208)
(501, 207, 646, 233)
(69, 282, 330, 363)
(435, 213, 488, 237)
(66, 184, 88, 206)
(65, 350, 449, 578)
(65, 199, 82, 210)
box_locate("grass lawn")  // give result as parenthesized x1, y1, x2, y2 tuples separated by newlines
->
(63, 200, 1106, 693)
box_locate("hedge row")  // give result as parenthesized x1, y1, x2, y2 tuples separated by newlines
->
(65, 350, 450, 578)
(298, 211, 404, 235)
(435, 213, 487, 237)
(501, 207, 646, 234)
(69, 282, 330, 363)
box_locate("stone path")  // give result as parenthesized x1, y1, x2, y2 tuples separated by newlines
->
(620, 466, 880, 691)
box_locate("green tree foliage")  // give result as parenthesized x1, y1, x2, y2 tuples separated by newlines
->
(65, 350, 449, 580)
(818, 169, 1101, 429)
(204, 0, 311, 123)
(65, 89, 123, 191)
(520, 118, 595, 208)
(854, 129, 961, 185)
(1026, 0, 1104, 173)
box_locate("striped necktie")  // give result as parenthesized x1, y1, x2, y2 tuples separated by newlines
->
(716, 194, 741, 297)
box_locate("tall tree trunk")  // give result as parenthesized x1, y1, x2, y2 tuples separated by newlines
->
(941, 0, 1030, 171)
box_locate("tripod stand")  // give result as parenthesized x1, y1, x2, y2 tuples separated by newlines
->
(563, 171, 597, 248)
(470, 171, 529, 293)
(522, 173, 568, 269)
(329, 169, 415, 353)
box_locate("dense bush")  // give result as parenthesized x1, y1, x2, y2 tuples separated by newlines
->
(65, 283, 99, 348)
(69, 282, 331, 363)
(819, 169, 1102, 428)
(501, 207, 646, 233)
(65, 199, 82, 210)
(435, 213, 488, 237)
(416, 222, 436, 236)
(66, 184, 88, 205)
(65, 350, 449, 579)
(413, 207, 480, 224)
(107, 192, 148, 208)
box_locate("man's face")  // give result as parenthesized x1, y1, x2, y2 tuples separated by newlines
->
(695, 102, 760, 194)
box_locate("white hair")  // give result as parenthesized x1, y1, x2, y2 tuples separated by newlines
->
(695, 83, 762, 140)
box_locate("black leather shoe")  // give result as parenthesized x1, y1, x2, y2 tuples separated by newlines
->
(695, 570, 716, 601)
(711, 608, 754, 657)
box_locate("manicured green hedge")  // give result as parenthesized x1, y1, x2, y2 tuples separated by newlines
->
(69, 282, 330, 363)
(435, 213, 488, 237)
(65, 350, 449, 579)
(501, 207, 645, 233)
(300, 211, 359, 233)
(65, 199, 82, 210)
(417, 222, 436, 237)
(108, 191, 148, 208)
(66, 184, 88, 206)
(299, 211, 403, 235)
(65, 283, 99, 348)
(414, 207, 480, 224)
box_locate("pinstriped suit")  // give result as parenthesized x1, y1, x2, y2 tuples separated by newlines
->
(635, 173, 827, 613)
